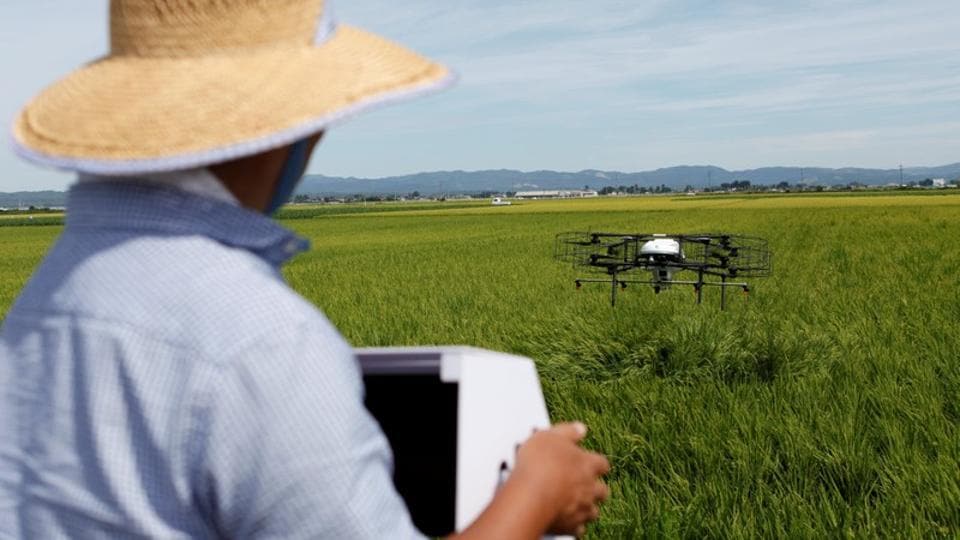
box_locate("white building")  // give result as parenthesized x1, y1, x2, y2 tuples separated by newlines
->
(513, 190, 598, 199)
(932, 178, 946, 188)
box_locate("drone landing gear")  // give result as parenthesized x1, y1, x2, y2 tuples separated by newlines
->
(571, 275, 752, 310)
(720, 275, 726, 311)
(610, 272, 627, 307)
(609, 271, 632, 306)
(571, 274, 627, 306)
(610, 272, 619, 307)
(695, 269, 704, 306)
(717, 278, 752, 311)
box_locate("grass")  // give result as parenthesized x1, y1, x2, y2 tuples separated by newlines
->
(2, 192, 958, 538)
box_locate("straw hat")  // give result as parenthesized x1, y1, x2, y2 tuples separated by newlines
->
(11, 0, 454, 175)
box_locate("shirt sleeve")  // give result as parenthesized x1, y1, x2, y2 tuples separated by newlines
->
(192, 316, 425, 540)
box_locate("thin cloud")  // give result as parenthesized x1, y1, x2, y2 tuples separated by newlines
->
(2, 0, 959, 188)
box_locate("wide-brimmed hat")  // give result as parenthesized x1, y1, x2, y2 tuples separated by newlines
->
(11, 0, 454, 175)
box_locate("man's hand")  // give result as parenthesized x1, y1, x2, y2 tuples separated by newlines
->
(513, 422, 610, 536)
(451, 422, 610, 540)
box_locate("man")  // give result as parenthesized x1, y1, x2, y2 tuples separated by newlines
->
(0, 1, 609, 538)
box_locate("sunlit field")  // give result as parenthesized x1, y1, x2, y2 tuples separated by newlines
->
(2, 191, 959, 537)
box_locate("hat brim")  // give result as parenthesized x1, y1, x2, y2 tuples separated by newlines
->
(12, 25, 455, 175)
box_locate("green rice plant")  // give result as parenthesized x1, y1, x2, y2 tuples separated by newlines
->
(1, 192, 958, 538)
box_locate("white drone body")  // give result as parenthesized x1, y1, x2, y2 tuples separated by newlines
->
(640, 236, 684, 287)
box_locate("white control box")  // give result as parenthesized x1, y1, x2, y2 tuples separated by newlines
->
(356, 346, 554, 536)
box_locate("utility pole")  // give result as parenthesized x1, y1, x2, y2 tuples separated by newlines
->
(899, 164, 904, 185)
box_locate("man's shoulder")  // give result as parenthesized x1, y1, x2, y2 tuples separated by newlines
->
(12, 231, 335, 361)
(164, 238, 326, 352)
(113, 234, 331, 359)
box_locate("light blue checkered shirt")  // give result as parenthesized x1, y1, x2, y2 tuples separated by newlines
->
(0, 181, 424, 539)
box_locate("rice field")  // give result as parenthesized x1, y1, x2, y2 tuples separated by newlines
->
(2, 191, 959, 538)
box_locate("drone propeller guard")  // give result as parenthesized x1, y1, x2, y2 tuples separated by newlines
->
(555, 232, 772, 309)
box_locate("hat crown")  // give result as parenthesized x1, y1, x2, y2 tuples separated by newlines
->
(110, 0, 325, 57)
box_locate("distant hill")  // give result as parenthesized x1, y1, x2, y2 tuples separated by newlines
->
(3, 163, 959, 202)
(297, 163, 960, 195)
(0, 191, 67, 208)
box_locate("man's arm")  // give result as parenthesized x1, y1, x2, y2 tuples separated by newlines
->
(193, 318, 426, 539)
(192, 314, 608, 539)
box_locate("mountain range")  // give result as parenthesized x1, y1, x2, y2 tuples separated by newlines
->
(296, 163, 960, 196)
(2, 163, 958, 206)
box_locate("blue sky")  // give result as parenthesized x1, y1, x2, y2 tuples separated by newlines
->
(2, 0, 959, 191)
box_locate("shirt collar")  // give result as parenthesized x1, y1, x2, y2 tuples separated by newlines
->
(65, 179, 310, 268)
(78, 168, 240, 206)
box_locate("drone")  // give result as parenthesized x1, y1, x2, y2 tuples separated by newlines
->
(555, 232, 772, 309)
